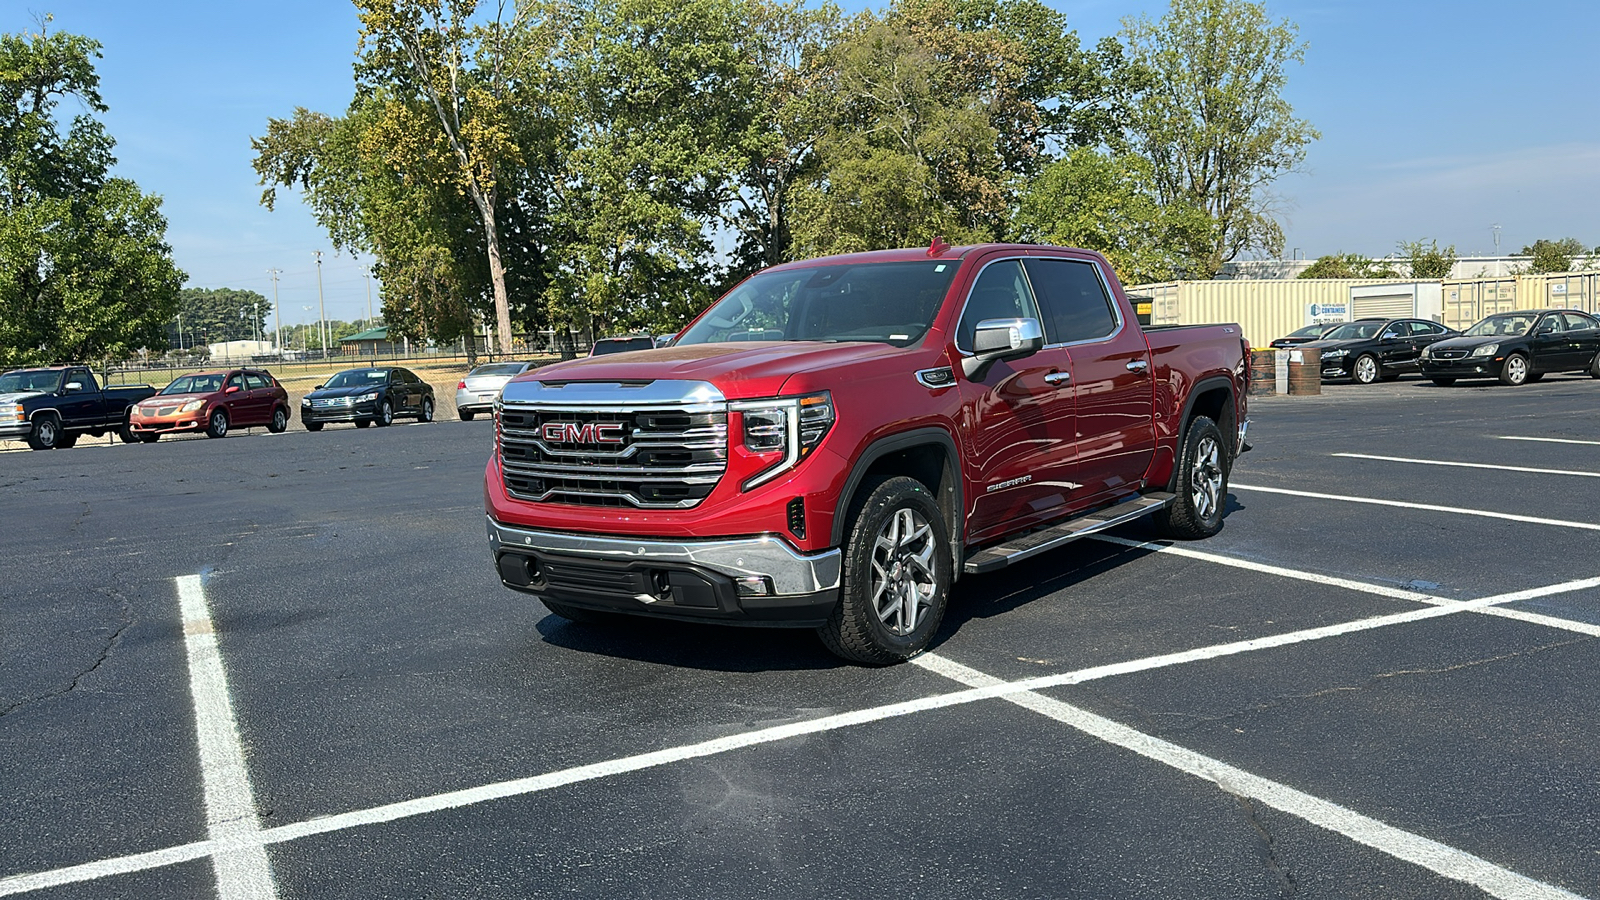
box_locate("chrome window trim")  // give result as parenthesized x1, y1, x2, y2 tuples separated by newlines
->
(952, 254, 1125, 356)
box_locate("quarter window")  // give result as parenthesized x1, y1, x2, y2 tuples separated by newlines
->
(955, 260, 1041, 350)
(1022, 258, 1118, 345)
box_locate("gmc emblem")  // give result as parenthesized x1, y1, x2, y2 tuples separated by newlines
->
(542, 421, 626, 445)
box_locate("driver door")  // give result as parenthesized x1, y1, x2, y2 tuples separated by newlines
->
(1530, 315, 1569, 370)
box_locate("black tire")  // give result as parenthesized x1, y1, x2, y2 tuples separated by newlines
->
(540, 599, 622, 625)
(459, 410, 476, 421)
(305, 421, 324, 432)
(138, 432, 160, 443)
(375, 399, 394, 427)
(26, 414, 62, 450)
(117, 420, 138, 443)
(420, 398, 434, 422)
(354, 419, 370, 428)
(268, 407, 289, 433)
(56, 432, 78, 449)
(205, 409, 229, 438)
(1498, 353, 1530, 386)
(1524, 372, 1545, 384)
(1431, 377, 1456, 386)
(1153, 415, 1228, 540)
(817, 476, 952, 666)
(1380, 371, 1401, 382)
(1589, 352, 1600, 379)
(1351, 354, 1381, 385)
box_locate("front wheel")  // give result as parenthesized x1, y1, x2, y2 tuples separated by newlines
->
(1352, 354, 1381, 385)
(138, 433, 160, 443)
(268, 407, 289, 433)
(26, 415, 62, 450)
(420, 398, 434, 422)
(1498, 353, 1530, 386)
(375, 399, 394, 427)
(818, 476, 951, 666)
(1430, 377, 1456, 387)
(205, 409, 229, 438)
(117, 421, 139, 444)
(354, 419, 370, 428)
(304, 421, 324, 432)
(1154, 415, 1228, 540)
(540, 599, 623, 625)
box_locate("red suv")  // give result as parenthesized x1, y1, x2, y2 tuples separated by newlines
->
(129, 369, 291, 441)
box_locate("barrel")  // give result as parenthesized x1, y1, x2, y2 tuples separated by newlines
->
(1248, 349, 1276, 396)
(1287, 347, 1322, 395)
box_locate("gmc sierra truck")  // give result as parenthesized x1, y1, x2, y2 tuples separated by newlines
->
(485, 243, 1250, 664)
(0, 366, 157, 450)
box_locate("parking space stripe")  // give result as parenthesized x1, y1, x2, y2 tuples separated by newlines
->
(1231, 483, 1600, 532)
(1496, 436, 1600, 447)
(6, 569, 1597, 897)
(1094, 536, 1600, 638)
(914, 654, 1588, 900)
(1332, 453, 1600, 479)
(176, 575, 279, 900)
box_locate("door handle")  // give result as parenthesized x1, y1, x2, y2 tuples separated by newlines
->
(1125, 359, 1149, 374)
(1043, 372, 1071, 387)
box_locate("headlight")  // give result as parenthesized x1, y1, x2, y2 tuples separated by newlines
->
(1471, 343, 1498, 358)
(356, 392, 379, 403)
(2, 403, 22, 423)
(180, 399, 205, 413)
(731, 391, 835, 490)
(301, 397, 312, 407)
(1321, 348, 1346, 359)
(1420, 345, 1432, 359)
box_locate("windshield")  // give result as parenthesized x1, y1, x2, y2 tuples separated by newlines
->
(161, 374, 225, 395)
(1321, 321, 1385, 341)
(470, 363, 527, 377)
(1465, 314, 1537, 337)
(0, 370, 60, 393)
(325, 369, 388, 389)
(1290, 324, 1330, 338)
(676, 260, 960, 348)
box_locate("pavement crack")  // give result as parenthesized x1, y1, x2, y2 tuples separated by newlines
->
(1231, 790, 1299, 898)
(0, 588, 132, 719)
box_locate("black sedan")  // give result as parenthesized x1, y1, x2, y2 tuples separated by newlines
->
(300, 367, 436, 430)
(1269, 323, 1338, 349)
(1302, 317, 1458, 384)
(1420, 309, 1600, 386)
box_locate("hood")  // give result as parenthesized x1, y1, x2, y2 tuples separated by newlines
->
(1427, 334, 1508, 351)
(0, 391, 44, 405)
(518, 341, 912, 399)
(305, 384, 385, 399)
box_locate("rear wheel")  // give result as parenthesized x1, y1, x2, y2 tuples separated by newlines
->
(459, 410, 476, 421)
(1352, 354, 1381, 385)
(818, 476, 951, 666)
(1430, 377, 1456, 386)
(420, 398, 434, 422)
(268, 407, 289, 433)
(1498, 353, 1530, 386)
(305, 421, 324, 432)
(1590, 352, 1600, 379)
(354, 419, 370, 428)
(26, 414, 62, 450)
(1154, 416, 1228, 540)
(205, 409, 229, 438)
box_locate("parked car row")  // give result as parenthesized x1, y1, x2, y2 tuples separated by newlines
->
(1269, 309, 1600, 387)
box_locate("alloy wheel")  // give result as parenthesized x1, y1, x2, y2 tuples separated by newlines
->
(870, 507, 938, 636)
(1191, 434, 1223, 521)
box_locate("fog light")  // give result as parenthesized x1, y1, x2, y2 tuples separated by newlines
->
(734, 576, 772, 597)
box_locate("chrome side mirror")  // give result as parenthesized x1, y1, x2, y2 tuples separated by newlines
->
(63, 381, 83, 392)
(962, 317, 1045, 380)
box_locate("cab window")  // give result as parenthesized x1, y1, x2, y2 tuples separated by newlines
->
(956, 260, 1041, 351)
(1023, 258, 1118, 345)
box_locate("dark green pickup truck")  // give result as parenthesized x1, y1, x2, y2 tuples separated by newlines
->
(0, 366, 157, 450)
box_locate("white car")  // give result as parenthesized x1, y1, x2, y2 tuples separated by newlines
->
(455, 361, 537, 421)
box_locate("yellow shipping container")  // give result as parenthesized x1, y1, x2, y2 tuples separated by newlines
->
(1126, 279, 1416, 349)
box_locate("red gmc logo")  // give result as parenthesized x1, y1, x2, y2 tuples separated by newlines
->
(541, 421, 626, 445)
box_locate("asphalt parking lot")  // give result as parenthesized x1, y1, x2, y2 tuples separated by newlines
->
(2, 372, 1598, 899)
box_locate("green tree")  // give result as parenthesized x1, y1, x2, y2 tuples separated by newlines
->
(1121, 0, 1319, 277)
(173, 288, 271, 345)
(1519, 237, 1589, 274)
(1399, 239, 1456, 280)
(1297, 253, 1397, 279)
(1015, 147, 1210, 284)
(0, 27, 184, 368)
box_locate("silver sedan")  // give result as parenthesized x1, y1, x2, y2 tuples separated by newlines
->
(455, 361, 538, 420)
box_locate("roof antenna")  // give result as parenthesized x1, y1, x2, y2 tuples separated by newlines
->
(927, 236, 950, 257)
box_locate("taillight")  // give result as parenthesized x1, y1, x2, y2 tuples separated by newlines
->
(457, 380, 467, 390)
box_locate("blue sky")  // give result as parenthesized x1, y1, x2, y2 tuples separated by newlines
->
(12, 0, 1599, 327)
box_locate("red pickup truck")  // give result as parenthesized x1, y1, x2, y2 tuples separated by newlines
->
(486, 243, 1250, 664)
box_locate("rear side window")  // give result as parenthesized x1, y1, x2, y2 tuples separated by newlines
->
(1023, 259, 1118, 345)
(1563, 313, 1598, 331)
(955, 260, 1040, 350)
(245, 374, 270, 390)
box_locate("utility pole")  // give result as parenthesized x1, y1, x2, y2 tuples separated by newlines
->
(363, 269, 374, 327)
(268, 267, 282, 352)
(314, 251, 328, 356)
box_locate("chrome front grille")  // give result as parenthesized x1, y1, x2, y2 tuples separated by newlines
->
(498, 380, 728, 509)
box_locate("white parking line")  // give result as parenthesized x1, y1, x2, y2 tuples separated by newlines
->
(913, 654, 1588, 900)
(176, 575, 279, 900)
(6, 566, 1597, 897)
(1496, 436, 1600, 447)
(1333, 453, 1600, 479)
(1231, 483, 1600, 532)
(1093, 536, 1600, 638)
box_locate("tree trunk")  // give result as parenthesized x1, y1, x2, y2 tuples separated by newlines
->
(478, 201, 514, 356)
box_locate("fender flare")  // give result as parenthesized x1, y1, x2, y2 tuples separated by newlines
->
(1167, 375, 1238, 491)
(830, 427, 965, 572)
